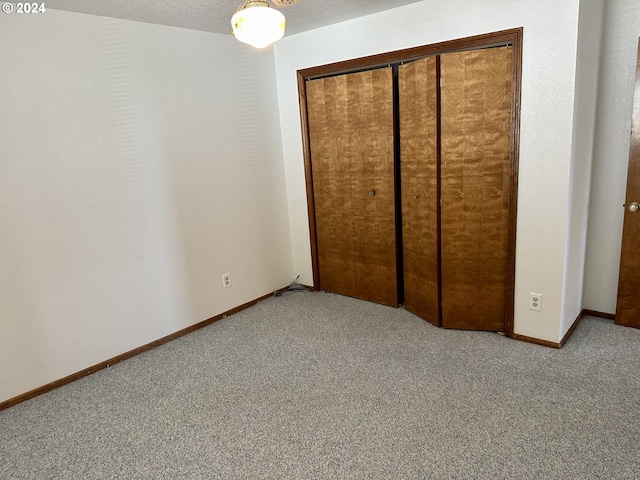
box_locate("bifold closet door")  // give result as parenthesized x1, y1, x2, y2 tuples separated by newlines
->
(306, 68, 398, 307)
(440, 46, 513, 331)
(399, 56, 440, 326)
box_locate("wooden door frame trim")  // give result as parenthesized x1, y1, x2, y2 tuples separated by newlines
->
(297, 28, 523, 337)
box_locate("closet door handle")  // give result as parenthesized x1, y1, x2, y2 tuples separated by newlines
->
(369, 190, 376, 197)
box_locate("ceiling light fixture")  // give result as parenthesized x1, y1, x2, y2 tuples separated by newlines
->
(231, 0, 286, 49)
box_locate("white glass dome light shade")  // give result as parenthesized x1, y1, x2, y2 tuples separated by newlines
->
(231, 1, 286, 49)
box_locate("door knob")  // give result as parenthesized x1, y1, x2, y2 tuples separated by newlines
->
(369, 190, 376, 197)
(629, 202, 640, 213)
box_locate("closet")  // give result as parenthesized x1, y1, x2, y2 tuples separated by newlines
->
(301, 30, 521, 333)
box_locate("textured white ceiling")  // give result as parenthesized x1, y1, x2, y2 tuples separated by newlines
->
(44, 0, 422, 36)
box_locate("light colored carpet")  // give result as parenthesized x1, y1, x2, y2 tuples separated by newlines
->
(1, 291, 639, 479)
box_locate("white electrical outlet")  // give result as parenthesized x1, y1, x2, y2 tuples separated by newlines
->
(529, 292, 542, 312)
(222, 273, 231, 289)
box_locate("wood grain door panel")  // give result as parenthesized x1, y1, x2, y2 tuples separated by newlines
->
(440, 47, 513, 331)
(306, 68, 398, 307)
(306, 76, 356, 298)
(399, 56, 440, 326)
(616, 39, 640, 329)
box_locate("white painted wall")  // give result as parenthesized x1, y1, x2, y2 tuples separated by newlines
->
(583, 0, 640, 314)
(560, 0, 605, 337)
(0, 10, 293, 403)
(274, 0, 583, 343)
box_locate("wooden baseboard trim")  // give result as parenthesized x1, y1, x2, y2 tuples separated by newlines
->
(559, 310, 584, 347)
(512, 333, 562, 349)
(582, 309, 615, 321)
(0, 290, 280, 412)
(513, 308, 610, 349)
(512, 310, 583, 349)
